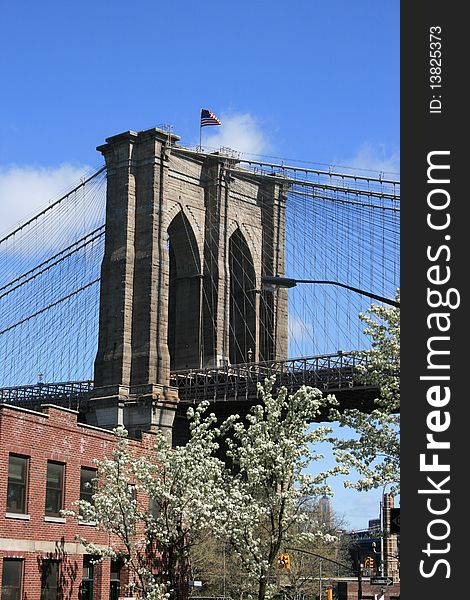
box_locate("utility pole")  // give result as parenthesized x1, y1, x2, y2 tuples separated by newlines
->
(319, 558, 322, 599)
(380, 496, 385, 576)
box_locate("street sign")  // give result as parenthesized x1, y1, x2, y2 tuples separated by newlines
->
(370, 576, 393, 586)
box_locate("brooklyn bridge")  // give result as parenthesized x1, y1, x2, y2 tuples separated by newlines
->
(0, 127, 400, 442)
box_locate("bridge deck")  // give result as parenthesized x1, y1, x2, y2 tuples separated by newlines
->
(0, 352, 379, 413)
(171, 352, 372, 403)
(0, 380, 93, 406)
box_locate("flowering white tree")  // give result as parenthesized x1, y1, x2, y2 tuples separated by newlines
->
(329, 294, 400, 493)
(217, 380, 345, 600)
(189, 500, 351, 600)
(66, 383, 348, 600)
(65, 402, 226, 600)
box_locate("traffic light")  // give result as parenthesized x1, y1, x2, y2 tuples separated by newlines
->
(325, 589, 333, 600)
(364, 556, 375, 569)
(278, 553, 291, 569)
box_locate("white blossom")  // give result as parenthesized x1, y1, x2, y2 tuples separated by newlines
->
(65, 402, 226, 600)
(329, 291, 400, 493)
(65, 384, 345, 600)
(216, 380, 342, 600)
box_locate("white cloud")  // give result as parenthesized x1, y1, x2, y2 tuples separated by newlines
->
(0, 163, 92, 237)
(289, 313, 311, 341)
(202, 113, 271, 156)
(340, 142, 400, 178)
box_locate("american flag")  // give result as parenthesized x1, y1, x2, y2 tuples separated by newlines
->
(200, 109, 221, 127)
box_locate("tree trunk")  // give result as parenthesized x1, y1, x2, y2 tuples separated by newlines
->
(258, 574, 268, 600)
(175, 549, 190, 600)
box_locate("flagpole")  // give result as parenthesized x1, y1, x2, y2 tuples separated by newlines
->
(199, 109, 221, 151)
(199, 109, 202, 151)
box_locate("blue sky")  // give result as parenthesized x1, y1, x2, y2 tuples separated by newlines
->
(1, 0, 399, 170)
(1, 0, 399, 529)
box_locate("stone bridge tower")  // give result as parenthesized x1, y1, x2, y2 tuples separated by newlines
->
(89, 128, 288, 438)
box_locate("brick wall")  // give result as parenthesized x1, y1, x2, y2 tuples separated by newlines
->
(0, 403, 153, 599)
(337, 580, 401, 599)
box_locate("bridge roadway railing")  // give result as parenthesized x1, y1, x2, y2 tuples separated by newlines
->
(0, 380, 93, 407)
(171, 351, 370, 403)
(0, 352, 372, 407)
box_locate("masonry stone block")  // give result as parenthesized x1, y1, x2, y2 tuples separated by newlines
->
(92, 128, 289, 438)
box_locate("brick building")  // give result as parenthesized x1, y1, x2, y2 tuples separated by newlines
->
(0, 402, 153, 600)
(336, 580, 401, 600)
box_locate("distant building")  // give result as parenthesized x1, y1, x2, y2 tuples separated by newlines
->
(368, 518, 380, 533)
(337, 500, 400, 600)
(318, 494, 333, 526)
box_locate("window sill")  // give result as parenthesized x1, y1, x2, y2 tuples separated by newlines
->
(5, 512, 31, 520)
(44, 516, 66, 524)
(78, 520, 97, 527)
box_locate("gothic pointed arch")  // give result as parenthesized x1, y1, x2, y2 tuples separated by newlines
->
(167, 211, 202, 370)
(228, 228, 257, 365)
